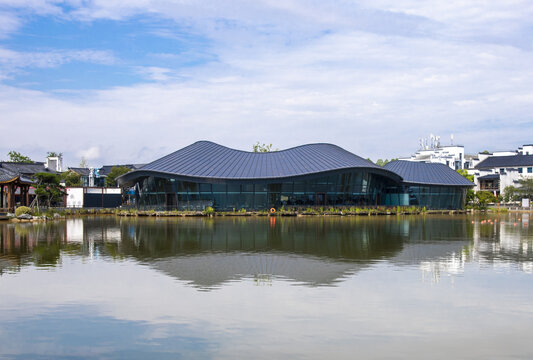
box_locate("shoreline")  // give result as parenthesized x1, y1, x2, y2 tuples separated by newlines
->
(2, 206, 530, 223)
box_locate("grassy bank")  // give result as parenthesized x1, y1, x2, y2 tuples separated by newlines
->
(2, 206, 484, 223)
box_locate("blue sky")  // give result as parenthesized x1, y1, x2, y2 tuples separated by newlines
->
(0, 1, 532, 167)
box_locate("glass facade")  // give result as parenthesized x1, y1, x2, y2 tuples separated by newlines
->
(135, 171, 395, 210)
(384, 185, 466, 210)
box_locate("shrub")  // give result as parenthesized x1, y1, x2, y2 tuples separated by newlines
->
(15, 206, 32, 217)
(204, 206, 215, 215)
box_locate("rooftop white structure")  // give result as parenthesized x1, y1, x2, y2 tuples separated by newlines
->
(399, 134, 465, 170)
(45, 155, 63, 173)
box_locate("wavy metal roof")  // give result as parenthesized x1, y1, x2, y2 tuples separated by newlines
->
(384, 161, 474, 187)
(120, 141, 400, 182)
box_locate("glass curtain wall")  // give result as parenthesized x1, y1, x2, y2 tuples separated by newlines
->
(383, 185, 466, 209)
(136, 171, 393, 210)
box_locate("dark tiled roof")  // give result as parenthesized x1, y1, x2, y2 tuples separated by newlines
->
(478, 174, 499, 180)
(68, 167, 91, 176)
(0, 168, 34, 184)
(99, 164, 143, 176)
(119, 141, 400, 182)
(475, 155, 533, 169)
(0, 168, 16, 183)
(384, 161, 474, 187)
(0, 162, 52, 175)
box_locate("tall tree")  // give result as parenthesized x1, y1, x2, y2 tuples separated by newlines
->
(61, 171, 82, 187)
(106, 166, 131, 187)
(475, 191, 497, 208)
(517, 177, 533, 199)
(7, 151, 33, 163)
(34, 172, 66, 208)
(503, 186, 519, 202)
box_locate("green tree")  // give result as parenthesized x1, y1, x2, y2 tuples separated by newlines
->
(105, 166, 131, 187)
(516, 177, 533, 199)
(375, 158, 398, 167)
(7, 151, 33, 163)
(456, 169, 474, 182)
(503, 185, 519, 202)
(465, 189, 476, 207)
(475, 191, 497, 209)
(47, 151, 63, 158)
(34, 172, 66, 208)
(252, 142, 278, 152)
(60, 171, 82, 187)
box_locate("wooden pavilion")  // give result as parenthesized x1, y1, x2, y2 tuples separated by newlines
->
(0, 172, 34, 212)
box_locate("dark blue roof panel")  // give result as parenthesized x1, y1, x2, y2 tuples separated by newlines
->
(121, 141, 400, 182)
(384, 161, 474, 187)
(475, 155, 533, 169)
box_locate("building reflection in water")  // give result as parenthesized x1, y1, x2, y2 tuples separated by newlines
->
(414, 213, 533, 283)
(1, 214, 531, 287)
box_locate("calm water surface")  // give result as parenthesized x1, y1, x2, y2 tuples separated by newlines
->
(0, 214, 532, 359)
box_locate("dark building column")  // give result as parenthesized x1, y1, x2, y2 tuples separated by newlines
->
(7, 184, 13, 211)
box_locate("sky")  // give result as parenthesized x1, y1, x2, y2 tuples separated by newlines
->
(0, 0, 532, 167)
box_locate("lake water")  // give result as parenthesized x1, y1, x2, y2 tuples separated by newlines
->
(0, 214, 532, 359)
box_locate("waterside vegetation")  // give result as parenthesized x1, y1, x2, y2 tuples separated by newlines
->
(1, 205, 487, 223)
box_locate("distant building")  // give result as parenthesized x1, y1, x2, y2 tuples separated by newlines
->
(400, 145, 465, 170)
(465, 144, 533, 196)
(92, 164, 144, 187)
(399, 134, 465, 170)
(45, 155, 63, 173)
(518, 144, 533, 155)
(473, 154, 533, 196)
(65, 187, 122, 208)
(67, 167, 91, 187)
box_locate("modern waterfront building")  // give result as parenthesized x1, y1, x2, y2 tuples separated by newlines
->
(117, 141, 474, 211)
(384, 161, 473, 209)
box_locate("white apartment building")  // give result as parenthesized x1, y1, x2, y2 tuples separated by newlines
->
(472, 146, 533, 196)
(400, 135, 465, 170)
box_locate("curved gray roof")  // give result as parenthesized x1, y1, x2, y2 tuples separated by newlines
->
(119, 141, 401, 183)
(384, 161, 474, 187)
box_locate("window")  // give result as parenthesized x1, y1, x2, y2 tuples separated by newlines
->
(528, 167, 532, 173)
(500, 168, 505, 174)
(518, 168, 523, 174)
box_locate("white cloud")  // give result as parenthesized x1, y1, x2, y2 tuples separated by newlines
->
(1, 28, 532, 164)
(0, 0, 64, 15)
(77, 146, 100, 161)
(0, 47, 117, 79)
(0, 1, 532, 165)
(135, 66, 173, 82)
(0, 11, 21, 38)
